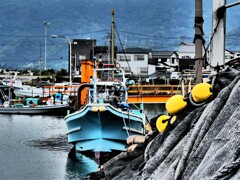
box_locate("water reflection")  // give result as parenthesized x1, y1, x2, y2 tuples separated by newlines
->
(0, 114, 99, 180)
(27, 135, 99, 178)
(65, 153, 98, 179)
(26, 134, 72, 152)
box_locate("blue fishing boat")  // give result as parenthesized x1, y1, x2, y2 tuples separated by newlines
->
(65, 10, 146, 159)
(65, 66, 146, 155)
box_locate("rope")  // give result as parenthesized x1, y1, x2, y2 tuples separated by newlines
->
(127, 109, 131, 136)
(211, 157, 240, 180)
(189, 75, 217, 107)
(211, 147, 240, 179)
(114, 25, 132, 74)
(121, 111, 130, 137)
(188, 92, 205, 107)
(176, 78, 183, 95)
(202, 19, 222, 69)
(122, 117, 130, 137)
(211, 75, 217, 87)
(0, 89, 6, 101)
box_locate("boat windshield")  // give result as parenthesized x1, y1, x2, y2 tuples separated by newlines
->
(89, 67, 127, 105)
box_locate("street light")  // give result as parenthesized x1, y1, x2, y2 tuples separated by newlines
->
(44, 21, 50, 70)
(51, 35, 72, 85)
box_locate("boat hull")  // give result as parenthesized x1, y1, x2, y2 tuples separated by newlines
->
(0, 104, 69, 115)
(14, 87, 43, 97)
(65, 104, 145, 152)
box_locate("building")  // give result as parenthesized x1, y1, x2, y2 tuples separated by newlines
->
(233, 51, 240, 58)
(178, 42, 196, 59)
(151, 51, 179, 72)
(71, 39, 96, 77)
(178, 42, 205, 72)
(94, 46, 117, 64)
(69, 39, 239, 81)
(116, 48, 155, 77)
(225, 49, 235, 63)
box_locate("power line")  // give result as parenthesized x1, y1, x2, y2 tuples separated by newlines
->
(0, 29, 109, 38)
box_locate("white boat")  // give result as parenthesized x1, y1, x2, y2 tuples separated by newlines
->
(2, 75, 44, 97)
(2, 76, 23, 88)
(13, 85, 44, 97)
(2, 76, 79, 98)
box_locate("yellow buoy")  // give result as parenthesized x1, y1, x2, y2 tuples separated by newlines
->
(156, 115, 171, 133)
(170, 115, 177, 124)
(145, 123, 152, 133)
(166, 95, 187, 115)
(191, 83, 213, 103)
(99, 106, 106, 112)
(92, 107, 98, 112)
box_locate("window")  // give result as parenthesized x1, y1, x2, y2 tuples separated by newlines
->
(171, 58, 175, 64)
(140, 67, 148, 73)
(161, 58, 167, 63)
(189, 65, 194, 70)
(118, 55, 131, 61)
(79, 55, 86, 60)
(182, 56, 191, 59)
(225, 55, 233, 59)
(134, 55, 144, 61)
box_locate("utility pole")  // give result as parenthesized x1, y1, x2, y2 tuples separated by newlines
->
(44, 21, 50, 70)
(194, 0, 203, 84)
(211, 1, 240, 73)
(211, 0, 226, 74)
(51, 35, 72, 85)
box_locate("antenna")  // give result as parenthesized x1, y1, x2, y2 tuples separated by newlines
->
(39, 46, 42, 81)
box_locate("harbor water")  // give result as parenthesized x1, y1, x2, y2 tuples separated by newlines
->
(0, 114, 98, 180)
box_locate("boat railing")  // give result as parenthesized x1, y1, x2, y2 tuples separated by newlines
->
(41, 84, 192, 96)
(42, 85, 80, 97)
(128, 84, 191, 96)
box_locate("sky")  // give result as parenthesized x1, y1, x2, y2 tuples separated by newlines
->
(0, 0, 239, 69)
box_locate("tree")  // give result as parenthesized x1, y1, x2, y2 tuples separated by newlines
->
(56, 68, 67, 77)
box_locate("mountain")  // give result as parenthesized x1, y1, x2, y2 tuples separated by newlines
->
(0, 0, 239, 69)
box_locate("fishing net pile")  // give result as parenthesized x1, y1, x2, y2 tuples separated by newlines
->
(88, 59, 240, 180)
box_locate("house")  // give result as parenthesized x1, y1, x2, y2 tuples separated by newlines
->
(177, 42, 215, 72)
(233, 51, 240, 58)
(225, 49, 235, 63)
(178, 42, 196, 59)
(116, 48, 155, 77)
(178, 42, 237, 71)
(151, 51, 179, 72)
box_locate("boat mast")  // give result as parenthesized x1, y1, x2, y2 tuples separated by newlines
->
(194, 0, 203, 84)
(40, 46, 42, 81)
(111, 9, 115, 78)
(93, 68, 97, 104)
